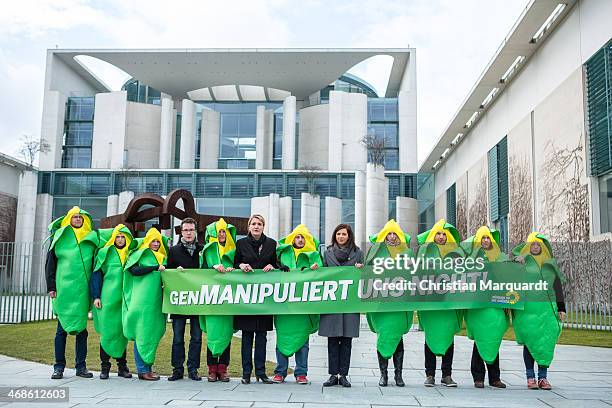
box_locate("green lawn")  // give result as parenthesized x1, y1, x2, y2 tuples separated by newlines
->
(0, 320, 279, 377)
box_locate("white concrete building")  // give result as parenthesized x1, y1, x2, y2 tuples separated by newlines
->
(33, 48, 420, 252)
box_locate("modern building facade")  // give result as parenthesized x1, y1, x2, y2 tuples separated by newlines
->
(421, 0, 612, 249)
(33, 48, 419, 251)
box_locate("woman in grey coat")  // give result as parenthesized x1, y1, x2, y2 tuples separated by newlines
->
(320, 224, 364, 388)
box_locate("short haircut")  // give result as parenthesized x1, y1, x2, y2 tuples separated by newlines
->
(248, 214, 266, 227)
(181, 217, 197, 229)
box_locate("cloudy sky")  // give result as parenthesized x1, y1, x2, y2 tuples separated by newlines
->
(0, 0, 528, 166)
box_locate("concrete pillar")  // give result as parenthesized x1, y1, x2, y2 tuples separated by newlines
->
(282, 96, 296, 170)
(39, 90, 67, 170)
(92, 91, 128, 169)
(354, 170, 366, 249)
(267, 193, 280, 240)
(200, 108, 220, 169)
(118, 191, 134, 214)
(384, 177, 390, 220)
(396, 197, 419, 240)
(107, 195, 119, 216)
(301, 193, 320, 240)
(325, 196, 342, 245)
(398, 51, 417, 173)
(256, 106, 267, 170)
(265, 109, 274, 168)
(159, 97, 174, 169)
(279, 196, 293, 238)
(366, 163, 386, 239)
(328, 91, 368, 172)
(327, 92, 344, 172)
(179, 99, 196, 169)
(14, 170, 38, 244)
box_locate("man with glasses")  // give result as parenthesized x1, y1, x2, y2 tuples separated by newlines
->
(166, 218, 205, 381)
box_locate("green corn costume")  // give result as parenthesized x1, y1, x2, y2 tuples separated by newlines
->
(366, 220, 414, 359)
(92, 224, 136, 358)
(462, 226, 509, 364)
(416, 219, 464, 356)
(123, 228, 168, 366)
(274, 224, 322, 357)
(198, 218, 237, 357)
(48, 206, 99, 335)
(511, 232, 564, 367)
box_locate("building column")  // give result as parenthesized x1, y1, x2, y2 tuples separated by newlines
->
(256, 105, 271, 170)
(118, 191, 135, 214)
(91, 91, 128, 169)
(366, 163, 387, 239)
(398, 51, 417, 173)
(32, 193, 54, 291)
(325, 196, 342, 245)
(265, 109, 274, 168)
(159, 97, 174, 169)
(279, 196, 293, 238)
(396, 197, 418, 239)
(301, 193, 320, 240)
(179, 99, 196, 169)
(107, 194, 119, 216)
(12, 170, 38, 291)
(354, 170, 366, 249)
(200, 108, 220, 169)
(39, 90, 67, 171)
(250, 194, 280, 240)
(282, 96, 296, 170)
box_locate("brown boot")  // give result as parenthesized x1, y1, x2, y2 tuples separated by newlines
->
(138, 372, 160, 381)
(207, 365, 218, 382)
(217, 364, 230, 382)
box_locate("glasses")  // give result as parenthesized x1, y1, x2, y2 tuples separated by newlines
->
(182, 228, 196, 232)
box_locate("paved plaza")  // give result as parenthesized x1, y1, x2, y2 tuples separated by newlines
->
(0, 320, 611, 408)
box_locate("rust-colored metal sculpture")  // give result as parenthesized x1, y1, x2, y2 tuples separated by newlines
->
(100, 189, 249, 243)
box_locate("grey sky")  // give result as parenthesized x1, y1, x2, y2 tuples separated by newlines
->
(0, 0, 528, 166)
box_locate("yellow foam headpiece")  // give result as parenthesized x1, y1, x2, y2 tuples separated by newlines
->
(104, 224, 132, 266)
(139, 228, 167, 265)
(424, 219, 458, 258)
(60, 206, 92, 243)
(473, 226, 501, 262)
(519, 232, 551, 268)
(285, 224, 317, 258)
(209, 218, 236, 258)
(374, 219, 408, 258)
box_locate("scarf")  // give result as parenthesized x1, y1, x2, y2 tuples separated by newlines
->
(332, 244, 353, 263)
(181, 237, 196, 257)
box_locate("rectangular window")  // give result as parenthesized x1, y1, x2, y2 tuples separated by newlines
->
(446, 183, 456, 226)
(62, 97, 94, 168)
(195, 174, 224, 197)
(259, 175, 283, 196)
(585, 39, 612, 177)
(488, 136, 509, 221)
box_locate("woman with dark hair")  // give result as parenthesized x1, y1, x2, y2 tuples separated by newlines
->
(233, 214, 279, 384)
(319, 224, 364, 388)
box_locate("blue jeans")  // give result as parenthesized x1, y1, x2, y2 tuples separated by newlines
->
(523, 346, 548, 379)
(134, 344, 151, 374)
(275, 342, 309, 377)
(171, 317, 202, 373)
(54, 320, 88, 372)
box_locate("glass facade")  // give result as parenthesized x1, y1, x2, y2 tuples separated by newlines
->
(123, 79, 162, 105)
(600, 174, 612, 233)
(62, 97, 94, 168)
(367, 98, 399, 170)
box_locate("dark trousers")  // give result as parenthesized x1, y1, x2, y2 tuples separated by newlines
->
(241, 330, 267, 377)
(327, 337, 352, 376)
(207, 345, 231, 366)
(171, 317, 202, 374)
(424, 342, 454, 377)
(100, 345, 128, 371)
(54, 320, 88, 372)
(470, 343, 500, 383)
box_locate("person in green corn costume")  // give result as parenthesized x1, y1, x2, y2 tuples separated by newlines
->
(416, 219, 464, 388)
(45, 206, 99, 380)
(463, 226, 508, 389)
(512, 232, 566, 391)
(272, 224, 322, 385)
(123, 227, 169, 381)
(91, 223, 136, 379)
(365, 219, 413, 387)
(199, 218, 237, 383)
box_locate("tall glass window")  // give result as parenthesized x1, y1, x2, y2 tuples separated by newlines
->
(123, 79, 161, 105)
(367, 98, 399, 170)
(62, 97, 94, 168)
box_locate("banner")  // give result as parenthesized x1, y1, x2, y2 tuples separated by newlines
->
(160, 261, 548, 315)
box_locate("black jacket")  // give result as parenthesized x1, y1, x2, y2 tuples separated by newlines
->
(233, 234, 279, 331)
(45, 250, 58, 292)
(166, 240, 205, 319)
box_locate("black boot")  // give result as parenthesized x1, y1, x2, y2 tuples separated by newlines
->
(100, 368, 109, 380)
(377, 352, 388, 387)
(118, 364, 132, 379)
(393, 347, 405, 387)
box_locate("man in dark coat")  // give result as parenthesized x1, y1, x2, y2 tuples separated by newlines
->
(167, 218, 205, 381)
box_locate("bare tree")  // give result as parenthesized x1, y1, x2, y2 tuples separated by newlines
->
(362, 134, 385, 167)
(468, 174, 488, 235)
(299, 165, 321, 196)
(17, 134, 50, 167)
(456, 190, 468, 239)
(508, 153, 533, 247)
